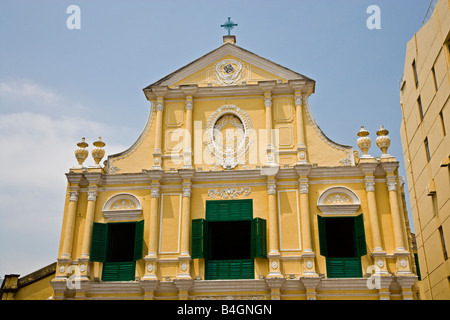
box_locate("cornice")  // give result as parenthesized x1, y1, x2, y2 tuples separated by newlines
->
(144, 79, 315, 101)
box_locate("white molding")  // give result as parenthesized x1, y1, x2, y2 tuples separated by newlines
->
(102, 193, 143, 221)
(277, 189, 302, 251)
(317, 186, 361, 215)
(158, 193, 182, 254)
(151, 44, 310, 88)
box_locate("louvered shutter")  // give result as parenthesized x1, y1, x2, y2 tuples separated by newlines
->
(90, 222, 108, 262)
(354, 214, 367, 257)
(251, 218, 267, 259)
(191, 219, 205, 259)
(134, 220, 144, 261)
(317, 215, 328, 257)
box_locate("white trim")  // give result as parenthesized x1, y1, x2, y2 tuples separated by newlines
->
(102, 193, 143, 221)
(158, 193, 182, 254)
(153, 44, 309, 87)
(277, 189, 302, 251)
(317, 186, 361, 215)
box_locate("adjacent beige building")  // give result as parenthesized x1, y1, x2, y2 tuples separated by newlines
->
(400, 0, 450, 300)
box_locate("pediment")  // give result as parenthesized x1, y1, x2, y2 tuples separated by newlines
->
(146, 43, 314, 89)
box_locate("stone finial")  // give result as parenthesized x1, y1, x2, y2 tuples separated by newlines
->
(376, 125, 391, 157)
(92, 137, 106, 166)
(75, 137, 89, 166)
(357, 126, 371, 158)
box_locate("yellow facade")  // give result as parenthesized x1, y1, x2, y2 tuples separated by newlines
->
(400, 0, 450, 300)
(2, 35, 418, 300)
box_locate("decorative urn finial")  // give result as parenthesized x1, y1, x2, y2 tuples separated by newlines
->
(376, 125, 391, 156)
(75, 137, 89, 166)
(92, 137, 106, 166)
(357, 126, 371, 157)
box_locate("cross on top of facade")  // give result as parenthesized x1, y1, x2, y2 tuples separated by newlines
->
(221, 17, 238, 36)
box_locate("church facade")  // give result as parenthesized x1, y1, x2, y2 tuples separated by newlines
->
(3, 35, 418, 300)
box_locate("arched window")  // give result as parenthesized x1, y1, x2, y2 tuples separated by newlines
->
(316, 187, 366, 278)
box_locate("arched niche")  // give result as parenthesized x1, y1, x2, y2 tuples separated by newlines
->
(102, 193, 143, 221)
(317, 186, 361, 215)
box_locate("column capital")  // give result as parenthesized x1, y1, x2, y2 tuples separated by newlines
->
(87, 189, 98, 201)
(150, 183, 161, 198)
(386, 181, 397, 192)
(69, 190, 79, 202)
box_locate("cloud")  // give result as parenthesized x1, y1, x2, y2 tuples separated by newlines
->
(0, 80, 127, 277)
(0, 80, 89, 115)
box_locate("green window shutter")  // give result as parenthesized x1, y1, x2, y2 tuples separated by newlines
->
(90, 222, 108, 262)
(326, 258, 362, 278)
(251, 218, 267, 259)
(206, 200, 253, 221)
(354, 214, 367, 257)
(414, 253, 421, 281)
(317, 215, 328, 257)
(191, 219, 206, 259)
(102, 261, 135, 282)
(205, 259, 254, 280)
(134, 220, 145, 261)
(326, 258, 345, 278)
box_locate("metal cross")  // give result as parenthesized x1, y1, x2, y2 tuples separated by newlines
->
(221, 17, 238, 36)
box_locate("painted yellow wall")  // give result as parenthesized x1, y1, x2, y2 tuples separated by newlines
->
(400, 0, 450, 300)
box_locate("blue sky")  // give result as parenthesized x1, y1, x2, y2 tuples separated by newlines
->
(0, 0, 431, 278)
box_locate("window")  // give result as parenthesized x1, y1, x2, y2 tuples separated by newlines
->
(414, 253, 422, 281)
(317, 214, 367, 278)
(413, 60, 419, 88)
(440, 111, 446, 136)
(191, 199, 267, 280)
(90, 220, 144, 281)
(431, 193, 439, 217)
(418, 96, 424, 121)
(432, 66, 438, 91)
(424, 137, 431, 163)
(439, 226, 448, 261)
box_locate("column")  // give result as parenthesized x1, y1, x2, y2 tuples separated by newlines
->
(267, 177, 281, 278)
(383, 163, 415, 277)
(363, 170, 389, 275)
(80, 188, 99, 259)
(178, 170, 194, 279)
(296, 165, 317, 276)
(298, 173, 312, 252)
(152, 87, 168, 169)
(77, 173, 101, 282)
(143, 178, 161, 280)
(385, 175, 405, 252)
(61, 187, 80, 260)
(181, 86, 197, 169)
(259, 81, 276, 166)
(364, 175, 383, 252)
(294, 91, 308, 164)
